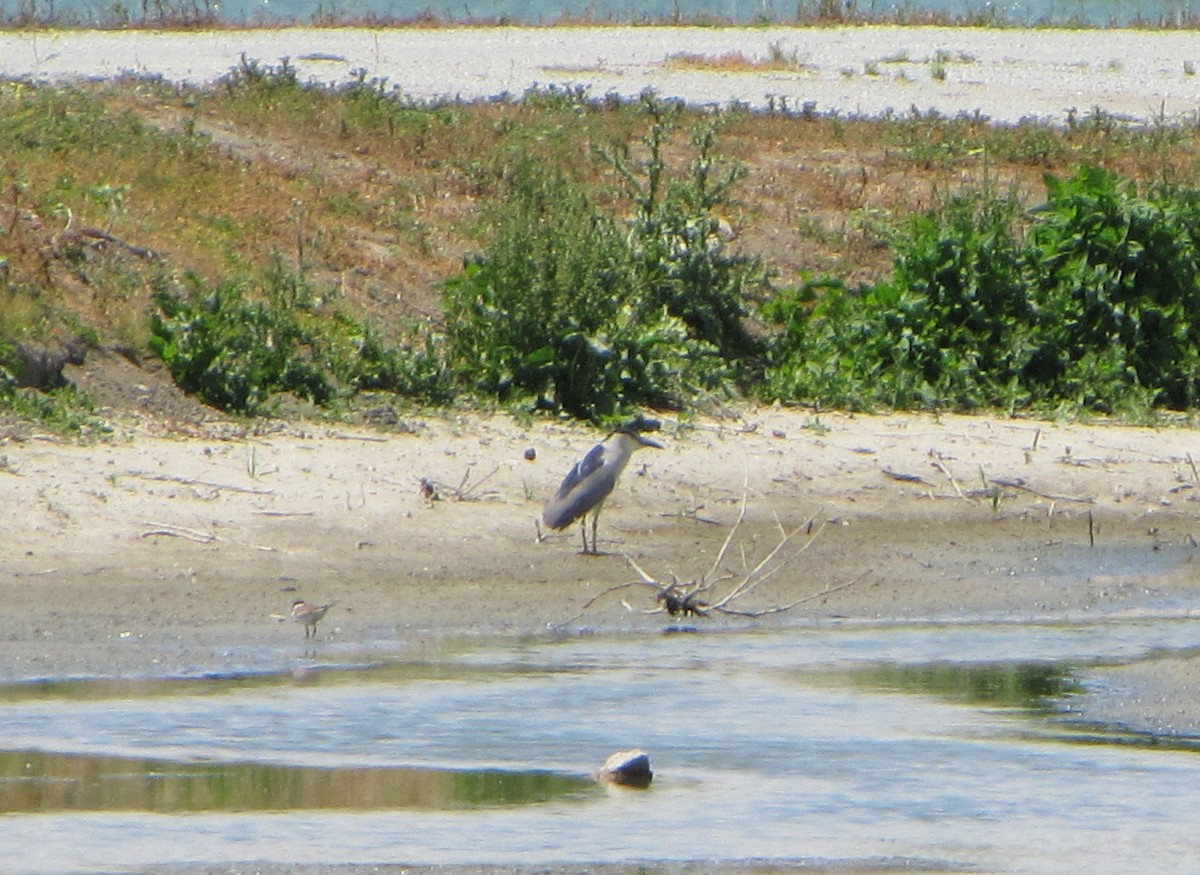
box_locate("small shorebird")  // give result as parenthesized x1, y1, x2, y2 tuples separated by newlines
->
(541, 425, 662, 555)
(290, 599, 334, 639)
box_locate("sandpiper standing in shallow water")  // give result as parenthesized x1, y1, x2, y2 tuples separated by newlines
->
(290, 599, 334, 639)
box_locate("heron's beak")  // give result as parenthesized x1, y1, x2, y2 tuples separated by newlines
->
(636, 434, 664, 450)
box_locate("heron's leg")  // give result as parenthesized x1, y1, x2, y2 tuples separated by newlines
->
(589, 504, 602, 555)
(578, 517, 589, 553)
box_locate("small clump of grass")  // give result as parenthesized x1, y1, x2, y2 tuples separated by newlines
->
(664, 40, 808, 73)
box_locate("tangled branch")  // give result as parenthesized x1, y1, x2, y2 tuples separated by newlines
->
(561, 493, 865, 625)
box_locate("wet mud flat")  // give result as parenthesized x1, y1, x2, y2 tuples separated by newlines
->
(3, 409, 1200, 718)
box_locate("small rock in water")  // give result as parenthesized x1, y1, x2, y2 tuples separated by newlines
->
(596, 749, 652, 788)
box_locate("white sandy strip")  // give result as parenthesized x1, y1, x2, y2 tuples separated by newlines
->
(1, 25, 1199, 124)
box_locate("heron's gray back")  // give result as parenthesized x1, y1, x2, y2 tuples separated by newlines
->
(542, 442, 619, 530)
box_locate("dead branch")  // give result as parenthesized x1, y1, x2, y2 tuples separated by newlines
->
(138, 520, 277, 552)
(561, 493, 860, 625)
(988, 477, 1094, 504)
(929, 456, 975, 504)
(123, 470, 273, 495)
(139, 522, 216, 543)
(553, 577, 665, 627)
(714, 572, 869, 617)
(658, 505, 723, 525)
(419, 464, 503, 502)
(74, 227, 160, 261)
(882, 468, 931, 485)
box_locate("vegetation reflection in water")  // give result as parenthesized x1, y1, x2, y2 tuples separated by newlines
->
(0, 750, 594, 814)
(841, 661, 1085, 713)
(0, 655, 521, 704)
(836, 659, 1200, 753)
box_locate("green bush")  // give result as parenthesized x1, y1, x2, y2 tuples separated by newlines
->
(1024, 165, 1200, 410)
(443, 159, 727, 418)
(150, 262, 451, 415)
(763, 166, 1200, 414)
(764, 185, 1032, 410)
(150, 272, 332, 415)
(0, 338, 103, 434)
(442, 107, 762, 420)
(611, 116, 766, 364)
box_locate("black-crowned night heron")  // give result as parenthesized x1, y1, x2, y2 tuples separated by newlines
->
(542, 427, 663, 554)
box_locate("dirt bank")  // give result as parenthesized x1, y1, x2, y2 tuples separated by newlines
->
(4, 407, 1200, 686)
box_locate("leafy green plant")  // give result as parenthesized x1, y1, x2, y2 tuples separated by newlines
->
(151, 260, 453, 415)
(602, 102, 767, 365)
(0, 337, 105, 435)
(150, 271, 332, 415)
(763, 166, 1200, 415)
(340, 318, 454, 404)
(441, 105, 756, 420)
(1024, 165, 1200, 410)
(442, 158, 724, 418)
(764, 183, 1031, 410)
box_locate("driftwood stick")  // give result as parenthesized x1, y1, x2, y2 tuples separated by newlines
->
(929, 457, 973, 503)
(989, 477, 1094, 504)
(716, 572, 868, 617)
(554, 578, 662, 627)
(139, 522, 216, 543)
(124, 470, 273, 495)
(75, 227, 159, 260)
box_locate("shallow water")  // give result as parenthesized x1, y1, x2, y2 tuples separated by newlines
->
(3, 616, 1200, 875)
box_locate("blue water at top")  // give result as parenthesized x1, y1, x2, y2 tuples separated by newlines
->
(5, 0, 1200, 27)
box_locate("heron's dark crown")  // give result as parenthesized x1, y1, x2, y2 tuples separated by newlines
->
(610, 427, 662, 450)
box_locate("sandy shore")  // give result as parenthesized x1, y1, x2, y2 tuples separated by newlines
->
(2, 25, 1199, 124)
(3, 407, 1200, 735)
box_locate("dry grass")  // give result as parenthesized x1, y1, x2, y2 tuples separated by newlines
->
(664, 51, 804, 72)
(664, 41, 810, 73)
(5, 72, 1200, 353)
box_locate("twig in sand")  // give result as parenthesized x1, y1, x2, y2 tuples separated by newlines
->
(329, 432, 388, 443)
(139, 522, 216, 543)
(659, 504, 723, 525)
(929, 455, 973, 503)
(138, 521, 277, 552)
(882, 468, 931, 485)
(418, 465, 504, 503)
(988, 477, 1093, 504)
(124, 470, 273, 496)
